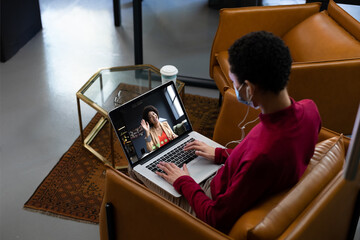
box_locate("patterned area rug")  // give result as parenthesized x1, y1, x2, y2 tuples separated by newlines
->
(23, 93, 220, 224)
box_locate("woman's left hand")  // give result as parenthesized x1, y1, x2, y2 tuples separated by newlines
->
(156, 162, 190, 185)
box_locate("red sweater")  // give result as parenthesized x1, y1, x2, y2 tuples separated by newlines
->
(173, 99, 321, 233)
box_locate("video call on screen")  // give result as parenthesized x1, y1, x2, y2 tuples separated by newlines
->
(113, 84, 190, 164)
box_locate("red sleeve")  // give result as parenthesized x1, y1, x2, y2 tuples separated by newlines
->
(173, 157, 275, 233)
(214, 148, 232, 164)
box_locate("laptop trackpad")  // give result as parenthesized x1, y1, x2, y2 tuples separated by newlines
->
(187, 157, 221, 183)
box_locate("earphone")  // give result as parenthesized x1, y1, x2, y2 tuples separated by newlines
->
(246, 85, 250, 101)
(224, 91, 259, 156)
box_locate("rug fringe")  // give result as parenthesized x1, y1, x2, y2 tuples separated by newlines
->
(23, 206, 99, 225)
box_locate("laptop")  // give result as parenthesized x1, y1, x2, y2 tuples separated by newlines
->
(108, 81, 223, 197)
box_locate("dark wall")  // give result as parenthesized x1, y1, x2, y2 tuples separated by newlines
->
(1, 0, 42, 62)
(208, 0, 260, 9)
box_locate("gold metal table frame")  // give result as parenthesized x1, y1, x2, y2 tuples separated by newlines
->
(76, 64, 185, 169)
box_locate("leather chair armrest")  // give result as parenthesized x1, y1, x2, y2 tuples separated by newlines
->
(288, 59, 360, 135)
(279, 170, 358, 239)
(228, 191, 289, 240)
(99, 166, 231, 240)
(210, 3, 321, 78)
(327, 0, 360, 41)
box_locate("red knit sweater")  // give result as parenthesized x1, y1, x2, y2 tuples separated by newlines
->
(173, 99, 321, 233)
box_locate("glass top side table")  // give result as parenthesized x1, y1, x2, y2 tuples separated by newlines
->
(76, 64, 185, 169)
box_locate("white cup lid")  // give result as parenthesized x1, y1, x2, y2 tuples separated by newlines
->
(160, 65, 178, 76)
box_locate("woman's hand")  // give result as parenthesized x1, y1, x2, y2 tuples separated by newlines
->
(141, 119, 150, 133)
(156, 162, 190, 185)
(184, 140, 215, 161)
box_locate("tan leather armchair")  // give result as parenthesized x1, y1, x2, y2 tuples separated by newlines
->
(99, 89, 359, 240)
(210, 0, 360, 135)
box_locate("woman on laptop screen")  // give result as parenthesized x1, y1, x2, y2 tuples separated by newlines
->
(141, 105, 178, 152)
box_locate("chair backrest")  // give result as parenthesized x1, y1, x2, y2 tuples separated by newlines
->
(282, 0, 360, 62)
(247, 135, 346, 239)
(280, 169, 360, 240)
(209, 2, 321, 79)
(282, 11, 360, 62)
(282, 3, 360, 135)
(99, 165, 231, 240)
(226, 135, 347, 239)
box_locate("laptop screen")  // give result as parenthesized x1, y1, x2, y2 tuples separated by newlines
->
(109, 81, 192, 167)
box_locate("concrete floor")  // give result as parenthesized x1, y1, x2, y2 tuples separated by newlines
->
(0, 0, 359, 239)
(0, 0, 219, 239)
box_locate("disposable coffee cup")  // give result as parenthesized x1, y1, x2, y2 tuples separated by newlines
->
(160, 65, 178, 84)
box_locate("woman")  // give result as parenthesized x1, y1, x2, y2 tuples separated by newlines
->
(141, 105, 177, 152)
(154, 31, 321, 233)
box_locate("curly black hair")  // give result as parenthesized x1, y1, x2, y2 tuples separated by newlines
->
(142, 105, 159, 127)
(228, 31, 292, 94)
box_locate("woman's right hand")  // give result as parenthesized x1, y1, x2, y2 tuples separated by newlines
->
(184, 140, 215, 161)
(141, 119, 150, 133)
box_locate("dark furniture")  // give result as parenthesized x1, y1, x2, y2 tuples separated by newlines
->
(306, 0, 360, 11)
(112, 0, 142, 65)
(0, 0, 42, 62)
(112, 0, 216, 88)
(208, 0, 261, 9)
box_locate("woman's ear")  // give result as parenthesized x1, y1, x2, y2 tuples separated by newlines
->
(244, 80, 255, 96)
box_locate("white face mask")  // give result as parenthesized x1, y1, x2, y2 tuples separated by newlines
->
(234, 83, 259, 110)
(225, 85, 260, 156)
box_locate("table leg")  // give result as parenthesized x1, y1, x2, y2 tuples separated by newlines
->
(113, 0, 121, 26)
(109, 119, 115, 168)
(133, 0, 143, 65)
(77, 96, 85, 143)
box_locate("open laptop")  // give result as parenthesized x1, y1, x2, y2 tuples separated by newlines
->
(108, 81, 223, 197)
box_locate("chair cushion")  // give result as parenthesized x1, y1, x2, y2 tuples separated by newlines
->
(241, 135, 345, 240)
(283, 11, 360, 62)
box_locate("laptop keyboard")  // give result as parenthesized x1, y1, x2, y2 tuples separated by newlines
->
(146, 138, 197, 173)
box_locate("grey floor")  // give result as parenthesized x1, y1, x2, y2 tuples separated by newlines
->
(0, 0, 359, 239)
